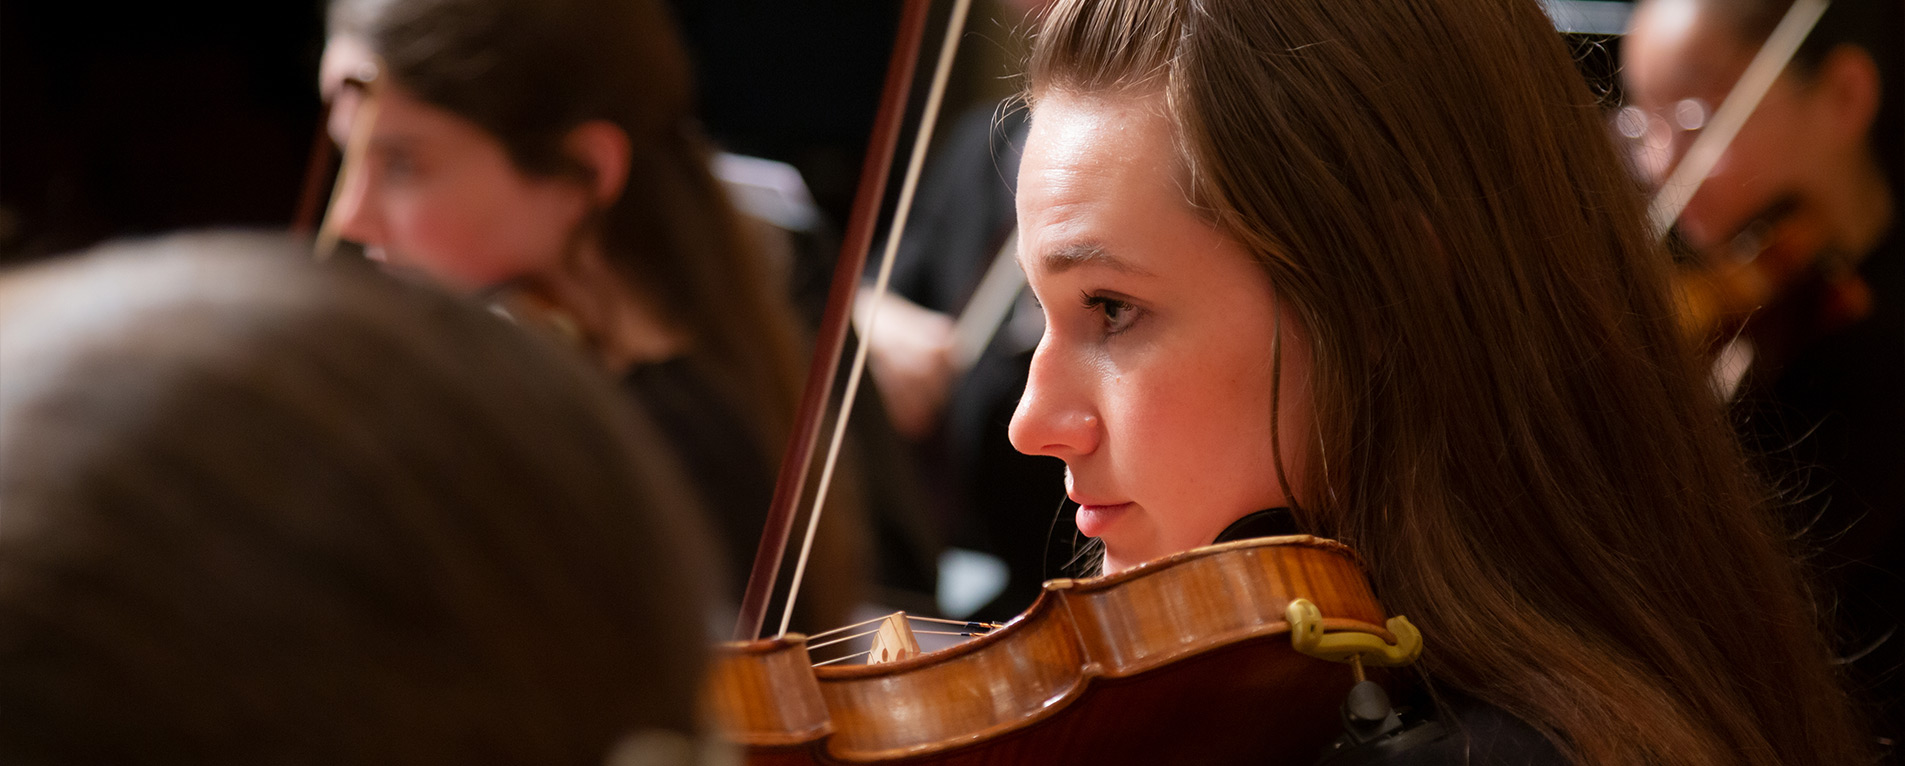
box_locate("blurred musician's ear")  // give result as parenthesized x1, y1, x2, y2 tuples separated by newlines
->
(567, 120, 633, 207)
(1812, 45, 1882, 143)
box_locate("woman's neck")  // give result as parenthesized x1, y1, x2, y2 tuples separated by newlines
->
(535, 238, 687, 373)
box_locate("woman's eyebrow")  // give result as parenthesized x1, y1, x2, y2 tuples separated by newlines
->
(1025, 240, 1154, 276)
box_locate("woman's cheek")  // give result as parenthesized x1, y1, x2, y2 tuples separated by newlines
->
(397, 205, 514, 290)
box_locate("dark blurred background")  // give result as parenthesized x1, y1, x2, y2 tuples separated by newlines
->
(1, 0, 326, 261)
(0, 0, 1056, 264)
(0, 0, 1629, 265)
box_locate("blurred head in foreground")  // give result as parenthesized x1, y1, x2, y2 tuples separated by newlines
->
(0, 232, 719, 765)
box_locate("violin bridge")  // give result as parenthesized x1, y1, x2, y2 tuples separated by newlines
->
(866, 612, 922, 664)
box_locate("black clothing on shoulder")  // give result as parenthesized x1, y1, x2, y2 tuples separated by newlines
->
(1316, 685, 1562, 765)
(623, 356, 775, 605)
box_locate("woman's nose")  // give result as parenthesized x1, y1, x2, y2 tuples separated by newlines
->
(1008, 337, 1100, 459)
(331, 162, 385, 249)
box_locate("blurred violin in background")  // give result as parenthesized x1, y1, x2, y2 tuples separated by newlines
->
(1669, 196, 1872, 368)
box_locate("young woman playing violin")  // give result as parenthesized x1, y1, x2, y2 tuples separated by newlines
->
(1006, 0, 1872, 762)
(315, 0, 872, 631)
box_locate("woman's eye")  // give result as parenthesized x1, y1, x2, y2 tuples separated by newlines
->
(376, 149, 420, 181)
(1081, 293, 1140, 335)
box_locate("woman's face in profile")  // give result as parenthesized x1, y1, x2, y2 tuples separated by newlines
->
(1010, 90, 1313, 574)
(319, 36, 591, 292)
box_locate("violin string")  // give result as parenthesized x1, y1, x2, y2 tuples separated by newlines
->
(813, 649, 874, 667)
(1647, 0, 1828, 236)
(804, 612, 1000, 653)
(807, 628, 883, 651)
(810, 625, 991, 656)
(776, 0, 976, 639)
(904, 615, 1003, 629)
(315, 65, 385, 260)
(806, 612, 904, 641)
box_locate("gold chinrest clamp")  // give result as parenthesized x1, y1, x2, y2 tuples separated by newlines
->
(1286, 598, 1423, 668)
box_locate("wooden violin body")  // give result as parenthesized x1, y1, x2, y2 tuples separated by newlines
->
(706, 535, 1405, 765)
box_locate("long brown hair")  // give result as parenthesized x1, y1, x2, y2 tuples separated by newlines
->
(0, 235, 716, 764)
(1028, 1, 1867, 763)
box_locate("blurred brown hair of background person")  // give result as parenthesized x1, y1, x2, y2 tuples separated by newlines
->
(0, 232, 724, 765)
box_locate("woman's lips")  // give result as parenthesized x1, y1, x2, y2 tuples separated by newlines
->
(1074, 502, 1133, 538)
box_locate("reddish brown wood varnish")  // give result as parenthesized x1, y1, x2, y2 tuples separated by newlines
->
(704, 536, 1397, 764)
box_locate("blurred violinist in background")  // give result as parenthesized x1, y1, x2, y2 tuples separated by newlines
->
(316, 0, 906, 631)
(1625, 0, 1903, 747)
(0, 235, 723, 765)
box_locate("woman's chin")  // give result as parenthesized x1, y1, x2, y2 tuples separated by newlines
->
(1099, 546, 1150, 576)
(1100, 534, 1200, 575)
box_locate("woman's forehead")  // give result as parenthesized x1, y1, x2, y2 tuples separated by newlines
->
(1021, 93, 1195, 229)
(1029, 90, 1176, 149)
(319, 35, 379, 103)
